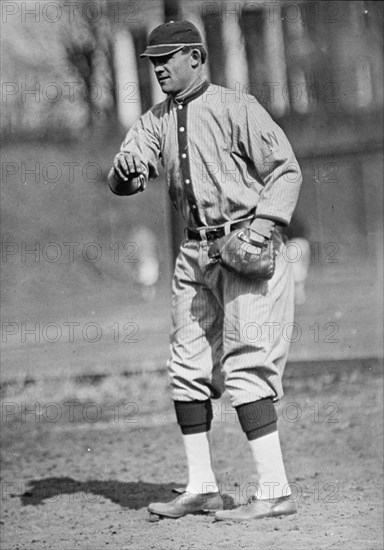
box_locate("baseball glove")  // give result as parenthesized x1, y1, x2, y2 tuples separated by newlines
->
(208, 227, 282, 280)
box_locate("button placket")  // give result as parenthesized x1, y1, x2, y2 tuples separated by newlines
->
(176, 102, 202, 226)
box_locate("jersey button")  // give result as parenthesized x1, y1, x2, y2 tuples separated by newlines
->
(185, 179, 190, 184)
(178, 105, 183, 110)
(179, 126, 185, 132)
(182, 153, 187, 159)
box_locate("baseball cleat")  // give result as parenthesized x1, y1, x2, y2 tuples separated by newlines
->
(148, 512, 161, 522)
(171, 487, 186, 494)
(214, 495, 297, 522)
(147, 491, 223, 519)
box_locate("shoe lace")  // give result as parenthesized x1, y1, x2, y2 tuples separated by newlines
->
(245, 495, 258, 505)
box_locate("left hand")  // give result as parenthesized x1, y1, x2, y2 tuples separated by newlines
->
(249, 218, 276, 240)
(208, 225, 280, 280)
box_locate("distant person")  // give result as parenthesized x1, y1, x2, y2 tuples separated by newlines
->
(284, 216, 311, 305)
(128, 226, 159, 300)
(108, 20, 302, 522)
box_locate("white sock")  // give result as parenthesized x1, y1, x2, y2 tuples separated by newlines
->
(248, 431, 291, 500)
(183, 431, 219, 494)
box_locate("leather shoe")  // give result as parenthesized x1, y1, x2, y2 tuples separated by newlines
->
(148, 491, 223, 518)
(214, 495, 297, 522)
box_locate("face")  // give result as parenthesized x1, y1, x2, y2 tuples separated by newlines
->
(150, 49, 196, 95)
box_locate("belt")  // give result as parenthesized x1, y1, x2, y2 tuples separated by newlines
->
(186, 219, 252, 241)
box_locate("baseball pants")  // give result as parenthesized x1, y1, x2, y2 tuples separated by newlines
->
(169, 236, 295, 407)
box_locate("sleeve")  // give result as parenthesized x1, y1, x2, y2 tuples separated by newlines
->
(120, 108, 161, 180)
(236, 100, 302, 226)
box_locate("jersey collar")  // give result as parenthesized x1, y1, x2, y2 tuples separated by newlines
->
(172, 80, 210, 106)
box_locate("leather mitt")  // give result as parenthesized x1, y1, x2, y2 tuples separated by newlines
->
(208, 227, 282, 280)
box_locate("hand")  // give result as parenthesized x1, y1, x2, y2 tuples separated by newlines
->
(241, 229, 266, 247)
(249, 218, 276, 242)
(208, 227, 279, 280)
(113, 152, 146, 187)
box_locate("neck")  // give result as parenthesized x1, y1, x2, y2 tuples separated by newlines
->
(173, 73, 206, 102)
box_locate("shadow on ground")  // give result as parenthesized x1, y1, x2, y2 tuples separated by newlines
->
(18, 478, 235, 510)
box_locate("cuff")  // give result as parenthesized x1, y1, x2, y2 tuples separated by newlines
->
(174, 400, 213, 435)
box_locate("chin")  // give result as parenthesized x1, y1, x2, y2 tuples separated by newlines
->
(159, 83, 174, 94)
(158, 80, 180, 95)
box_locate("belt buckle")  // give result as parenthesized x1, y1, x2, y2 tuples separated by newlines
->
(206, 228, 221, 241)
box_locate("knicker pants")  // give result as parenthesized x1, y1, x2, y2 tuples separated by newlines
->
(168, 237, 295, 406)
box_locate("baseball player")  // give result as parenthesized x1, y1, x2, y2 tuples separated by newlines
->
(108, 20, 303, 521)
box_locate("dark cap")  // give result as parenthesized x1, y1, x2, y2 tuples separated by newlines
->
(140, 20, 204, 58)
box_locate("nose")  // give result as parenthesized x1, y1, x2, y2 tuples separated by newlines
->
(152, 59, 165, 71)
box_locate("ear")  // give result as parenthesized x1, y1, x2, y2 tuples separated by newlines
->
(190, 49, 200, 68)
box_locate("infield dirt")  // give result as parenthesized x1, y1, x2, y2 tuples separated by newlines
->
(1, 361, 383, 550)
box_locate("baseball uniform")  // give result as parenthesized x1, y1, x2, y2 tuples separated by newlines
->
(118, 81, 302, 407)
(110, 20, 302, 520)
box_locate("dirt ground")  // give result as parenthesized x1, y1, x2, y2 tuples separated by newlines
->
(1, 361, 383, 550)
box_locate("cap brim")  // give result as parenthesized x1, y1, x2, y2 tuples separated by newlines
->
(140, 45, 185, 58)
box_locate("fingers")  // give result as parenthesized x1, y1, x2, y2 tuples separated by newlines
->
(113, 154, 128, 181)
(138, 174, 147, 192)
(125, 152, 142, 175)
(249, 218, 275, 238)
(113, 152, 144, 181)
(248, 229, 266, 246)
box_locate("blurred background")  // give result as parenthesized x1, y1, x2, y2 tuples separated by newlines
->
(1, 0, 383, 387)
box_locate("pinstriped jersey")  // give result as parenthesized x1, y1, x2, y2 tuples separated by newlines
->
(120, 80, 302, 228)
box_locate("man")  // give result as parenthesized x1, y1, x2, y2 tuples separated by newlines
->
(108, 20, 302, 522)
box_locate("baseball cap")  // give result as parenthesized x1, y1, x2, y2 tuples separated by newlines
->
(140, 20, 204, 58)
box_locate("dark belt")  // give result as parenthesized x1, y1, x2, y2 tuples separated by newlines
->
(186, 219, 252, 241)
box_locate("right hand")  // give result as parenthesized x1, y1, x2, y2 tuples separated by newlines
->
(113, 152, 147, 190)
